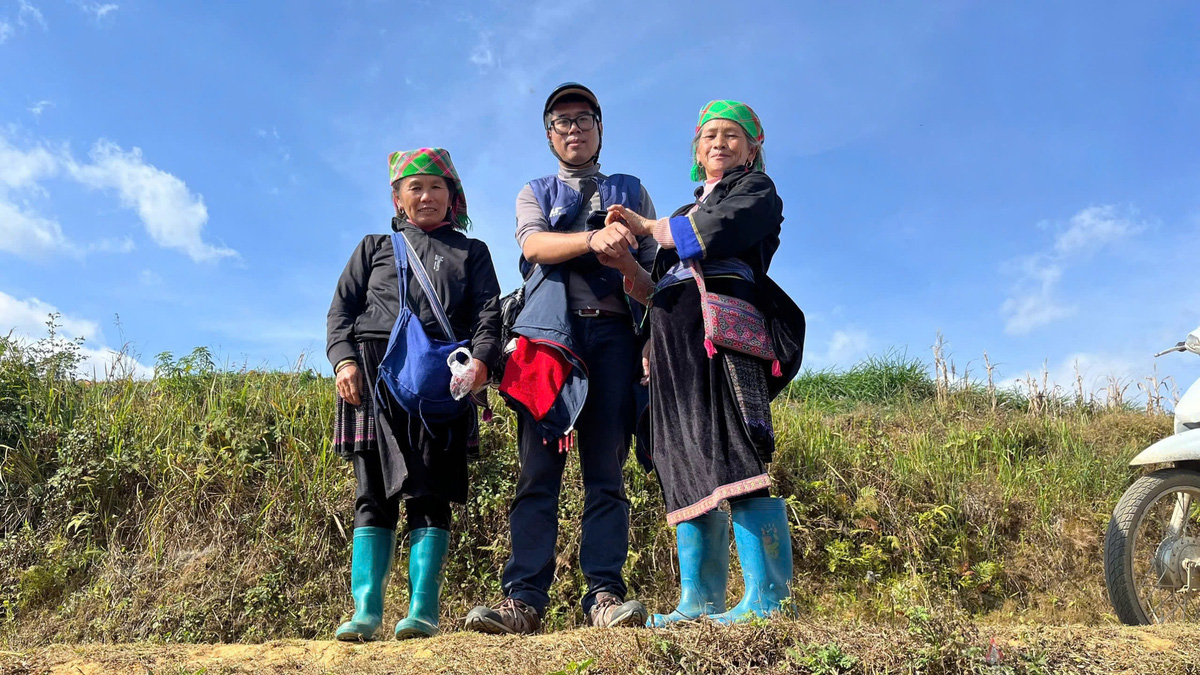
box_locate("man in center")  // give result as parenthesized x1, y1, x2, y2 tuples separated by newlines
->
(466, 83, 657, 633)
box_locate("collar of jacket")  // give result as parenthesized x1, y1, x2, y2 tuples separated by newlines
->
(391, 216, 460, 238)
(686, 166, 752, 208)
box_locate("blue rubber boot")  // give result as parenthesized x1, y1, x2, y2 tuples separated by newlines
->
(649, 509, 730, 627)
(394, 527, 450, 639)
(710, 498, 793, 624)
(335, 526, 396, 641)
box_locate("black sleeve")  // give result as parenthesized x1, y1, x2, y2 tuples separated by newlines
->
(326, 237, 373, 368)
(669, 172, 783, 260)
(466, 240, 503, 370)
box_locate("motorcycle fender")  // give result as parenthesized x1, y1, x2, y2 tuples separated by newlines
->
(1129, 428, 1200, 466)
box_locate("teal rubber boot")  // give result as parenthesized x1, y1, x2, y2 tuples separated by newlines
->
(649, 509, 730, 627)
(394, 527, 450, 639)
(335, 526, 396, 641)
(710, 498, 793, 624)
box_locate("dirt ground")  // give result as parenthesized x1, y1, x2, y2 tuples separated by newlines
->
(2, 620, 1199, 675)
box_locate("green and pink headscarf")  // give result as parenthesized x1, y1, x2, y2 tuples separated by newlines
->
(690, 100, 765, 182)
(388, 147, 471, 229)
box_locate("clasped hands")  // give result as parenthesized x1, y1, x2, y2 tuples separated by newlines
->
(586, 205, 653, 273)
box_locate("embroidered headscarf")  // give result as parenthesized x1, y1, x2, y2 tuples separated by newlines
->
(388, 147, 471, 230)
(690, 100, 765, 182)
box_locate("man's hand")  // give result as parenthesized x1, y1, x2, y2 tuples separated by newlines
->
(587, 222, 637, 259)
(336, 363, 363, 406)
(605, 204, 652, 237)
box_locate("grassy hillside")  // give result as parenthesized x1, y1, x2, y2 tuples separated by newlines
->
(0, 334, 1170, 647)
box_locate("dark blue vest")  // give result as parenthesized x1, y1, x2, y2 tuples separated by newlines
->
(527, 173, 642, 231)
(525, 173, 642, 299)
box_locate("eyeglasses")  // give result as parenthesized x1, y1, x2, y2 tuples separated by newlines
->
(547, 113, 598, 134)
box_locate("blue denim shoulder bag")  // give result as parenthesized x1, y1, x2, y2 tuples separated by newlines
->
(375, 232, 471, 426)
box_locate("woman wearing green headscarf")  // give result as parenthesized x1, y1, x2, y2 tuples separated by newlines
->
(326, 148, 502, 640)
(605, 101, 804, 626)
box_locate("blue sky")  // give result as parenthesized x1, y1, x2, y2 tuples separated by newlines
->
(2, 1, 1199, 402)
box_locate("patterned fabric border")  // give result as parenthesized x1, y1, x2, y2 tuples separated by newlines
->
(666, 473, 772, 526)
(387, 147, 471, 230)
(690, 99, 766, 181)
(332, 387, 377, 459)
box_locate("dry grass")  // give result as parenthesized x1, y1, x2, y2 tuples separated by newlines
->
(1, 620, 1198, 674)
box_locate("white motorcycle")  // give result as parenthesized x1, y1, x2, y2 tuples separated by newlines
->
(1105, 327, 1200, 624)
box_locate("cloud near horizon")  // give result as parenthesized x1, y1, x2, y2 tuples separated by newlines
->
(1001, 205, 1144, 336)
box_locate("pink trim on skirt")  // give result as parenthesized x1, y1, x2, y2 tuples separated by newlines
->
(665, 473, 771, 526)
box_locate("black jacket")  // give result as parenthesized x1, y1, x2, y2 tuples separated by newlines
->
(326, 218, 502, 371)
(654, 168, 782, 281)
(653, 168, 804, 396)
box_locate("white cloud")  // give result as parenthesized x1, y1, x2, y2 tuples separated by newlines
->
(1000, 352, 1145, 404)
(0, 200, 77, 257)
(0, 291, 101, 341)
(76, 345, 150, 379)
(0, 135, 59, 190)
(27, 99, 53, 118)
(1001, 258, 1074, 335)
(87, 236, 135, 254)
(469, 44, 494, 68)
(0, 290, 151, 379)
(77, 2, 118, 21)
(0, 132, 233, 263)
(0, 19, 13, 43)
(468, 30, 494, 68)
(826, 328, 871, 365)
(18, 0, 46, 29)
(0, 135, 73, 257)
(1054, 204, 1142, 255)
(68, 141, 237, 262)
(1001, 204, 1144, 335)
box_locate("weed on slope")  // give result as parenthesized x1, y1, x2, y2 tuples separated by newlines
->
(0, 330, 1171, 645)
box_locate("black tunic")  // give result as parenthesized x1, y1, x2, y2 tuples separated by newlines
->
(326, 219, 502, 502)
(327, 218, 502, 370)
(648, 168, 786, 525)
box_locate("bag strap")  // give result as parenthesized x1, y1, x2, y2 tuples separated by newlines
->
(686, 258, 709, 296)
(392, 232, 457, 341)
(391, 232, 411, 308)
(689, 259, 725, 360)
(578, 176, 598, 211)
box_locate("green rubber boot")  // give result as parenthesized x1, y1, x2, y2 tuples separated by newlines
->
(394, 527, 450, 640)
(335, 526, 396, 641)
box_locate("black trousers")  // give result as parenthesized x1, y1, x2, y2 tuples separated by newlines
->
(353, 449, 451, 532)
(501, 315, 638, 616)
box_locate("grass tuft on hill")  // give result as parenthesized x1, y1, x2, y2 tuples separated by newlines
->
(0, 329, 1169, 646)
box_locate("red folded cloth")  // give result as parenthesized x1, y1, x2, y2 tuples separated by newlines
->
(498, 336, 573, 421)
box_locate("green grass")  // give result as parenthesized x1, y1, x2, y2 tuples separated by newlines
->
(0, 329, 1171, 646)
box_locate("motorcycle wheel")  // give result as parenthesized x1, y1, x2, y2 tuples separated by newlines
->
(1105, 468, 1200, 624)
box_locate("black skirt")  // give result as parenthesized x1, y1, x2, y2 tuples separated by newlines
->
(649, 281, 772, 526)
(332, 339, 470, 504)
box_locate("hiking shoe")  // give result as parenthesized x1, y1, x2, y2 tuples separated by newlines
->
(464, 597, 541, 635)
(587, 592, 648, 628)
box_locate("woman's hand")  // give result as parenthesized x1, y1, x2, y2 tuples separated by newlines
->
(641, 341, 652, 386)
(470, 359, 489, 392)
(587, 222, 637, 259)
(605, 204, 652, 237)
(596, 245, 638, 276)
(336, 363, 363, 406)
